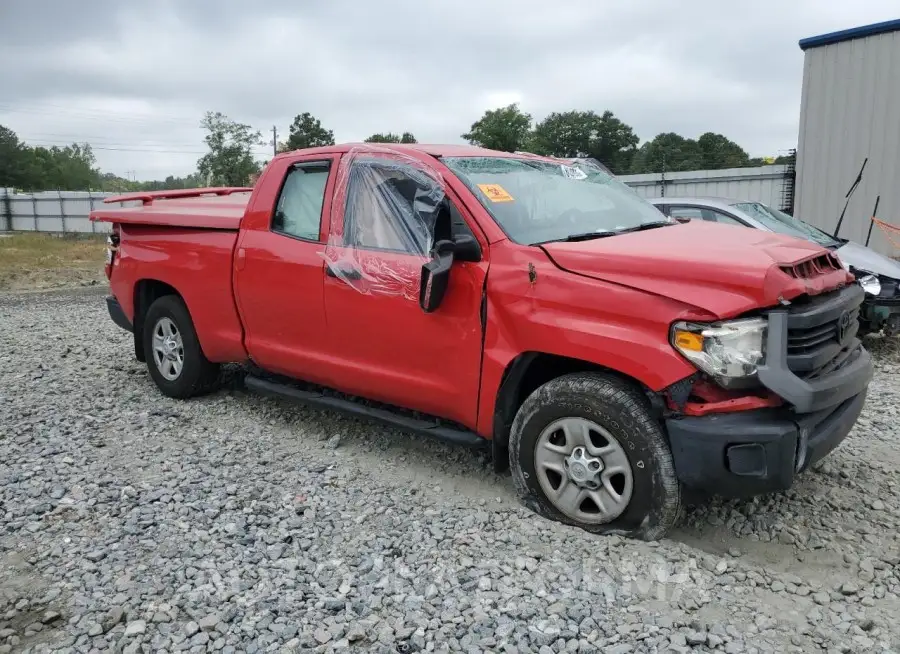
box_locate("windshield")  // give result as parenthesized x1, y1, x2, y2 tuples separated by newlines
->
(443, 156, 670, 244)
(731, 201, 840, 248)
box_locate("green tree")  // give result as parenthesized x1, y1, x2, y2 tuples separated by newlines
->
(363, 131, 417, 144)
(197, 111, 263, 186)
(462, 103, 532, 152)
(282, 112, 335, 151)
(589, 111, 640, 173)
(0, 125, 29, 190)
(528, 110, 638, 174)
(629, 133, 705, 174)
(529, 111, 597, 158)
(696, 132, 751, 169)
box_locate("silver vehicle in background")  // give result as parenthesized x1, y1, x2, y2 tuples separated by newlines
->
(648, 196, 900, 336)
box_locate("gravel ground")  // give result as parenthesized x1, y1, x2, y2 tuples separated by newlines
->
(1, 288, 899, 654)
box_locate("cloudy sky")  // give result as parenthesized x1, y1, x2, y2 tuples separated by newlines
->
(1, 1, 896, 180)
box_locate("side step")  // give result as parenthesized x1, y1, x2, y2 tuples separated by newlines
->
(244, 375, 487, 448)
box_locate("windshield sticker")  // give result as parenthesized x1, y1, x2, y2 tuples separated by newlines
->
(477, 183, 514, 203)
(561, 165, 588, 180)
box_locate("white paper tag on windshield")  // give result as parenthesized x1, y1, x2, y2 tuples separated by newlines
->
(560, 164, 588, 180)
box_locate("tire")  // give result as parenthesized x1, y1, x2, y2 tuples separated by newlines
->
(509, 372, 681, 541)
(142, 295, 221, 399)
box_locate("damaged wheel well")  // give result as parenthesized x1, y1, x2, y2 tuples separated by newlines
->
(491, 352, 655, 472)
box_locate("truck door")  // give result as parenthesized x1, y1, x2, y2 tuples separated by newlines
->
(321, 150, 489, 428)
(232, 154, 339, 384)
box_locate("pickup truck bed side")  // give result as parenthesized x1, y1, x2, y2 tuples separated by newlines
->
(111, 225, 248, 363)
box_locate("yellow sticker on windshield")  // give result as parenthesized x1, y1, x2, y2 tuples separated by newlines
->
(477, 183, 514, 203)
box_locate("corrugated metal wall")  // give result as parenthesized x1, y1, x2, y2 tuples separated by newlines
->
(0, 190, 141, 233)
(795, 29, 900, 256)
(619, 165, 789, 206)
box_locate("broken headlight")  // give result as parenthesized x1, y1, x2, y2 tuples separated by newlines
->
(671, 317, 767, 387)
(857, 273, 881, 296)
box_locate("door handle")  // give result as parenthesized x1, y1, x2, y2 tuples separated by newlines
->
(326, 263, 362, 281)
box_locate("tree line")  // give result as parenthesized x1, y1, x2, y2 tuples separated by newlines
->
(1, 104, 790, 192)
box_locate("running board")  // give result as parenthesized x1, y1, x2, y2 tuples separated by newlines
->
(244, 376, 487, 448)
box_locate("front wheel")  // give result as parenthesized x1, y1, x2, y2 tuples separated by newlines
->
(509, 372, 681, 540)
(142, 295, 221, 399)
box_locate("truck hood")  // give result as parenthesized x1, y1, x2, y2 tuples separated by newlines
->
(835, 240, 900, 280)
(540, 221, 853, 319)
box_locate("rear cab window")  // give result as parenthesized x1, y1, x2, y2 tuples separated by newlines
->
(272, 162, 331, 241)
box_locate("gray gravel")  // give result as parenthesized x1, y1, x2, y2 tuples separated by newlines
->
(1, 288, 899, 653)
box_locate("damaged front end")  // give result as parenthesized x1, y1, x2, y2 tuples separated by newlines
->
(657, 278, 873, 499)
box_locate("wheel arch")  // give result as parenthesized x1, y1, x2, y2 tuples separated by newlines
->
(490, 351, 665, 472)
(132, 279, 183, 362)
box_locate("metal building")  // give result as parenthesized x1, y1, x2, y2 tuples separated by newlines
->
(794, 18, 900, 256)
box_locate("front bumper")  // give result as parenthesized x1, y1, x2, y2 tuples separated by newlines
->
(665, 389, 866, 497)
(106, 295, 132, 332)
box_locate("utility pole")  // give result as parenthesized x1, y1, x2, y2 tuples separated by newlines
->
(272, 126, 278, 157)
(660, 153, 666, 198)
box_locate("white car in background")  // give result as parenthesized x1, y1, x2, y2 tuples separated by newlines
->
(648, 196, 900, 336)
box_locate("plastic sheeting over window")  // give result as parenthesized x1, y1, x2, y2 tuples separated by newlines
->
(323, 146, 448, 299)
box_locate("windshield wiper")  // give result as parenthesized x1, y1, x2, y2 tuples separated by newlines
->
(558, 230, 618, 242)
(532, 231, 616, 245)
(614, 220, 675, 234)
(535, 221, 675, 245)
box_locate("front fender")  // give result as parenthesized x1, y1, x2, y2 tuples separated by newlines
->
(475, 245, 700, 437)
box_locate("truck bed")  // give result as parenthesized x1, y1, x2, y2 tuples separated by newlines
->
(90, 188, 252, 364)
(91, 187, 253, 230)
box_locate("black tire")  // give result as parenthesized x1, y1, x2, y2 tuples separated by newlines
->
(509, 372, 681, 541)
(142, 295, 221, 399)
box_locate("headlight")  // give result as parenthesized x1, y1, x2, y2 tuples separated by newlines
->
(671, 317, 767, 387)
(858, 273, 881, 296)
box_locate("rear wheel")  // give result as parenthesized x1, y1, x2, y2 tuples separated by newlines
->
(509, 372, 681, 540)
(142, 295, 221, 399)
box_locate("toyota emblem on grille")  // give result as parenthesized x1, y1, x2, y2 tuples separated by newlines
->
(837, 310, 852, 343)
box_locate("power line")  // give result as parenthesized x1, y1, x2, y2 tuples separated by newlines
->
(0, 102, 200, 127)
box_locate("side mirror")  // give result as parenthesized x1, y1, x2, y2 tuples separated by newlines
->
(419, 240, 454, 313)
(451, 233, 481, 262)
(673, 215, 691, 224)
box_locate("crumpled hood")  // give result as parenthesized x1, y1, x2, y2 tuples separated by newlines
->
(835, 240, 900, 280)
(540, 221, 853, 319)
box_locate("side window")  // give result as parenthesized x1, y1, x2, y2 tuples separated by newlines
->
(272, 162, 330, 241)
(668, 207, 704, 221)
(343, 162, 440, 256)
(703, 209, 747, 227)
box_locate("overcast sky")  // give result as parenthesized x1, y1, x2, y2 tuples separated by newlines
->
(1, 1, 897, 180)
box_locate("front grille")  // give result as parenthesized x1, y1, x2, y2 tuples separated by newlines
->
(803, 343, 862, 381)
(780, 252, 842, 280)
(784, 284, 864, 376)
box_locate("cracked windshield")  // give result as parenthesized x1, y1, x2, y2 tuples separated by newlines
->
(444, 157, 671, 244)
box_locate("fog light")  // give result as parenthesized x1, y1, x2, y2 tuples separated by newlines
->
(726, 443, 768, 477)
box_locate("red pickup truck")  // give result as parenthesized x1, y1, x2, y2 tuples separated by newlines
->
(93, 144, 873, 540)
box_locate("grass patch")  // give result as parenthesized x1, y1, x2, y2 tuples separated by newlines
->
(0, 232, 106, 291)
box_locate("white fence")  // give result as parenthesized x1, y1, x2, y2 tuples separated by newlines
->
(0, 189, 141, 234)
(617, 164, 792, 208)
(1, 165, 794, 234)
